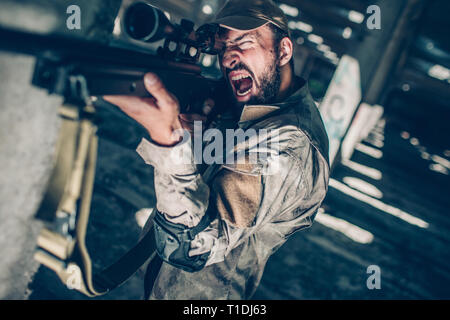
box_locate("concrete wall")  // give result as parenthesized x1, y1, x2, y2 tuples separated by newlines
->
(0, 53, 62, 299)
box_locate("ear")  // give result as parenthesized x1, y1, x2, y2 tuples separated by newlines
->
(278, 37, 293, 67)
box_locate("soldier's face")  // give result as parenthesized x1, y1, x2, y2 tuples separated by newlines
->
(218, 24, 281, 105)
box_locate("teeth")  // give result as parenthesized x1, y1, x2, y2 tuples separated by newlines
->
(237, 88, 251, 96)
(230, 74, 252, 97)
(231, 74, 251, 81)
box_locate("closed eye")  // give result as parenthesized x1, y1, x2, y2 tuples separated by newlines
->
(218, 39, 254, 58)
(238, 41, 253, 49)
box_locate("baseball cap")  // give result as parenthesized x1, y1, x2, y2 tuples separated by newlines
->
(210, 0, 290, 35)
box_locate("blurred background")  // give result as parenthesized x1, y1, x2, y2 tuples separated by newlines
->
(0, 0, 449, 299)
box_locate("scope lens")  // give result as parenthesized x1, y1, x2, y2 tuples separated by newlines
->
(124, 2, 158, 40)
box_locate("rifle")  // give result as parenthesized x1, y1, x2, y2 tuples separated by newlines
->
(0, 2, 225, 108)
(0, 2, 226, 297)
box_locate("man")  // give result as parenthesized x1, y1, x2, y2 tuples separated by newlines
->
(105, 0, 329, 299)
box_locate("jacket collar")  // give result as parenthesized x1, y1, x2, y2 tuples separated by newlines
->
(234, 78, 330, 166)
(237, 77, 307, 127)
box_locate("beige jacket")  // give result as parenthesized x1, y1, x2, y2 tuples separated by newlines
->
(136, 79, 330, 299)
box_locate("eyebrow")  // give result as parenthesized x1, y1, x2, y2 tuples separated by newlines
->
(226, 31, 257, 45)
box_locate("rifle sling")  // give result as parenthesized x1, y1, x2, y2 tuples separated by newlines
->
(34, 104, 157, 297)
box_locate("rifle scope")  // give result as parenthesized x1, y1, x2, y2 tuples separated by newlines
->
(124, 2, 174, 43)
(123, 2, 223, 56)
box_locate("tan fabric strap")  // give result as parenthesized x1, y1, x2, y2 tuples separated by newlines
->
(34, 104, 156, 297)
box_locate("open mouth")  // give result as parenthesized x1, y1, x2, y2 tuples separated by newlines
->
(230, 73, 254, 97)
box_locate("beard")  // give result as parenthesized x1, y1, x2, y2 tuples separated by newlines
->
(249, 57, 281, 105)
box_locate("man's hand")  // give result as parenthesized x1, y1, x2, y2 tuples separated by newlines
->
(104, 72, 183, 147)
(179, 98, 215, 139)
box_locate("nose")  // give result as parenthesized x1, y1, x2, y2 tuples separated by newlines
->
(221, 49, 240, 70)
